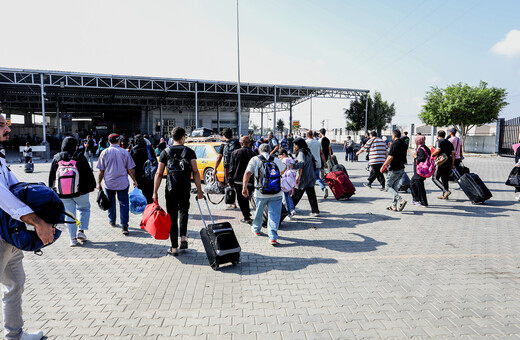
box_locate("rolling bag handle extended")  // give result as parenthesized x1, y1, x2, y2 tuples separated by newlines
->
(452, 168, 461, 181)
(195, 195, 215, 229)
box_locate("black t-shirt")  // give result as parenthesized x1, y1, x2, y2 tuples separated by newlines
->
(402, 136, 410, 149)
(435, 138, 454, 161)
(388, 138, 407, 171)
(159, 145, 197, 191)
(321, 137, 331, 160)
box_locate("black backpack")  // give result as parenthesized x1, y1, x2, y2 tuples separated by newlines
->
(223, 139, 239, 166)
(143, 145, 158, 182)
(166, 147, 192, 191)
(257, 155, 281, 194)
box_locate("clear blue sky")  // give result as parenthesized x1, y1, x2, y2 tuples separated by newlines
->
(1, 0, 519, 130)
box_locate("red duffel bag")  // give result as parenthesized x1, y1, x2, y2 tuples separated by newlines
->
(140, 201, 171, 240)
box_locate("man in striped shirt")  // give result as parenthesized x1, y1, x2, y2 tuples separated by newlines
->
(356, 130, 388, 190)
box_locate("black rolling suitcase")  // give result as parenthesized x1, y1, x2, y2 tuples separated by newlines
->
(24, 162, 34, 173)
(454, 169, 492, 204)
(262, 203, 288, 228)
(196, 197, 241, 270)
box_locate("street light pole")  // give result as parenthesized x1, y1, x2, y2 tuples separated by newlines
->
(236, 0, 242, 136)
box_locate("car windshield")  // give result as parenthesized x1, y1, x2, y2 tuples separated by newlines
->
(213, 145, 220, 154)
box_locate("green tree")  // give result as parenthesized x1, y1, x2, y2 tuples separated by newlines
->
(344, 91, 395, 132)
(276, 119, 285, 136)
(419, 81, 508, 147)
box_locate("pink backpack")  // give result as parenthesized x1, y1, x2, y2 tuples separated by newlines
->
(416, 147, 436, 178)
(56, 160, 80, 195)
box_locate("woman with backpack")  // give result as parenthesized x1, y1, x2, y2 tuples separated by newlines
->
(48, 137, 96, 246)
(291, 138, 320, 217)
(279, 148, 296, 220)
(410, 135, 431, 207)
(130, 134, 154, 204)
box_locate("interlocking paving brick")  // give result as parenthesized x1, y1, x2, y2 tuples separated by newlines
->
(0, 154, 519, 339)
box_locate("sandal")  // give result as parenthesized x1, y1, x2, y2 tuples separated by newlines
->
(398, 199, 407, 211)
(179, 240, 188, 250)
(386, 206, 398, 211)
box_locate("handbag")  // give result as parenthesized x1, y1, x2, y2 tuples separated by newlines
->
(505, 167, 520, 187)
(97, 190, 111, 211)
(435, 153, 448, 167)
(416, 146, 436, 178)
(140, 201, 171, 240)
(224, 186, 236, 205)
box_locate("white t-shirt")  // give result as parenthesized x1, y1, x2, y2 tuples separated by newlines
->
(306, 139, 322, 168)
(245, 152, 286, 199)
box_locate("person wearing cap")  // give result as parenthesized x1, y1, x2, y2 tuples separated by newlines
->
(96, 133, 138, 235)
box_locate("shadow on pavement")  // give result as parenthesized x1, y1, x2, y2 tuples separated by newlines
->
(175, 251, 339, 275)
(281, 213, 398, 231)
(82, 240, 167, 258)
(278, 232, 387, 253)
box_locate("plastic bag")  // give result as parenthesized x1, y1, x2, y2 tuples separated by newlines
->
(129, 188, 147, 214)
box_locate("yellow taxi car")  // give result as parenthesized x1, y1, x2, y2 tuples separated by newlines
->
(160, 140, 225, 183)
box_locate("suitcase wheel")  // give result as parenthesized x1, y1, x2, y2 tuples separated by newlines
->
(211, 263, 219, 271)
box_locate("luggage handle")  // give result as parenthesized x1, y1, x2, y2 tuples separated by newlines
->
(195, 196, 215, 228)
(452, 168, 461, 180)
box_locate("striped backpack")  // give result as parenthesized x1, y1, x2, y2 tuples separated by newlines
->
(56, 159, 80, 195)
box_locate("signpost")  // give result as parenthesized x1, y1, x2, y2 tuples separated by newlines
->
(293, 120, 300, 130)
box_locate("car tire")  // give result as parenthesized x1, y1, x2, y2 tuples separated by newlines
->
(203, 168, 214, 184)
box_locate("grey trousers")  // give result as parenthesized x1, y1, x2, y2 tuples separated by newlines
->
(0, 239, 25, 340)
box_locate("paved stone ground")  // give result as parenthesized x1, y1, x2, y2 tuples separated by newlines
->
(1, 152, 520, 339)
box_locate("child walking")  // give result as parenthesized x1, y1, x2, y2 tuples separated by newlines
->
(279, 148, 297, 220)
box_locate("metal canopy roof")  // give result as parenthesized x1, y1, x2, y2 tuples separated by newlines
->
(0, 68, 369, 113)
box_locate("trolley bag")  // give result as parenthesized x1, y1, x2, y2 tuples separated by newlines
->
(140, 201, 171, 240)
(325, 171, 355, 200)
(262, 203, 288, 228)
(454, 169, 492, 204)
(398, 172, 411, 192)
(331, 164, 349, 177)
(449, 163, 470, 181)
(196, 196, 240, 270)
(24, 162, 34, 173)
(224, 186, 236, 205)
(327, 155, 338, 170)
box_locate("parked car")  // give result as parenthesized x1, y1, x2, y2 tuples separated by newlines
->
(159, 141, 225, 183)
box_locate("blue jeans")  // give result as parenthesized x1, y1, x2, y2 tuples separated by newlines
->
(283, 191, 294, 215)
(386, 169, 405, 208)
(345, 147, 354, 161)
(62, 193, 91, 239)
(252, 195, 282, 241)
(315, 169, 326, 191)
(106, 187, 129, 227)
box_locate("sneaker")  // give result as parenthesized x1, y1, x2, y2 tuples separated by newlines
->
(323, 188, 329, 198)
(379, 187, 386, 191)
(240, 219, 252, 225)
(270, 239, 278, 246)
(21, 330, 44, 340)
(77, 231, 87, 242)
(70, 238, 78, 247)
(109, 222, 116, 227)
(286, 216, 292, 222)
(310, 212, 320, 217)
(411, 201, 420, 206)
(179, 240, 188, 250)
(363, 183, 372, 188)
(122, 227, 129, 235)
(252, 229, 261, 236)
(290, 211, 296, 217)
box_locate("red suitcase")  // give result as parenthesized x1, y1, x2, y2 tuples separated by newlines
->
(325, 171, 356, 200)
(140, 202, 171, 240)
